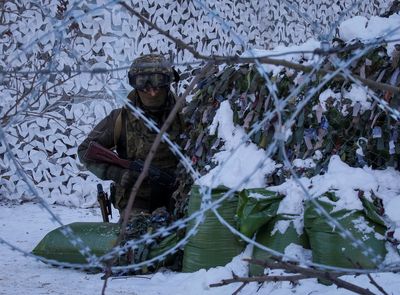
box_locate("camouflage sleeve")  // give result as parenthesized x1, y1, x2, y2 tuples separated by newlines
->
(77, 108, 122, 180)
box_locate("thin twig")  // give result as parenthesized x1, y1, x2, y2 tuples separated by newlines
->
(1, 67, 40, 125)
(212, 56, 400, 94)
(367, 273, 389, 295)
(233, 282, 248, 295)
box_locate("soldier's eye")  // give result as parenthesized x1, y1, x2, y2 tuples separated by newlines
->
(135, 75, 147, 87)
(149, 74, 170, 87)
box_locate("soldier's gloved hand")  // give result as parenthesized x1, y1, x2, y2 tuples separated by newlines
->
(120, 169, 138, 188)
(106, 166, 138, 189)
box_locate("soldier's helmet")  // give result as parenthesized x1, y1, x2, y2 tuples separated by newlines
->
(128, 54, 179, 90)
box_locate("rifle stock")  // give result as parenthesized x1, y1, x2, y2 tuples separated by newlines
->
(85, 141, 131, 169)
(85, 141, 175, 187)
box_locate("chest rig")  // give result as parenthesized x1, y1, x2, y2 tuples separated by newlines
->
(111, 91, 183, 212)
(113, 92, 182, 170)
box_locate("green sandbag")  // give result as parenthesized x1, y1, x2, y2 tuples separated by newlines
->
(236, 188, 283, 238)
(148, 232, 181, 260)
(147, 232, 183, 270)
(250, 214, 310, 276)
(33, 222, 181, 267)
(359, 193, 386, 227)
(182, 185, 244, 272)
(304, 193, 387, 269)
(32, 222, 120, 265)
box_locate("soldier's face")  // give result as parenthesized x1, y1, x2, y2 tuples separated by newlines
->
(138, 87, 168, 107)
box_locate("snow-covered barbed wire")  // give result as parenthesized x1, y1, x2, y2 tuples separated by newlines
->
(1, 1, 400, 294)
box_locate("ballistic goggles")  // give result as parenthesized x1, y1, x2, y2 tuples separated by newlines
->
(130, 73, 172, 90)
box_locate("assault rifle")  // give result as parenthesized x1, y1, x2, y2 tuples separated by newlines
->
(97, 183, 112, 222)
(84, 141, 175, 187)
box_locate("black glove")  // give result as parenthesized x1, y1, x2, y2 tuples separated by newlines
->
(106, 166, 139, 189)
(120, 169, 139, 188)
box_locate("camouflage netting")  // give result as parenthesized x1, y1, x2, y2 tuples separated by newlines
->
(177, 39, 400, 271)
(181, 40, 400, 194)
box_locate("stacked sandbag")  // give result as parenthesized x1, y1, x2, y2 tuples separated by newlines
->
(250, 213, 310, 275)
(236, 188, 283, 238)
(182, 185, 244, 272)
(242, 189, 389, 275)
(237, 189, 310, 276)
(304, 192, 387, 269)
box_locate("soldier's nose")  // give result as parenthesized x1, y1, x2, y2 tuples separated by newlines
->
(146, 87, 158, 96)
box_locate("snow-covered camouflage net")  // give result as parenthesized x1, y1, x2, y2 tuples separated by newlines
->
(2, 0, 400, 293)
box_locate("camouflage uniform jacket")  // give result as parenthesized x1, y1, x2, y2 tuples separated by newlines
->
(78, 90, 183, 213)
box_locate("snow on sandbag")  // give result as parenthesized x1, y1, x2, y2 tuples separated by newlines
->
(304, 192, 387, 269)
(236, 188, 283, 238)
(182, 185, 244, 272)
(250, 214, 310, 276)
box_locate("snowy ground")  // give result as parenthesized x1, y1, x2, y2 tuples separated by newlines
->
(1, 200, 400, 295)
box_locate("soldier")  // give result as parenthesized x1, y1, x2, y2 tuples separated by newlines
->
(78, 54, 183, 224)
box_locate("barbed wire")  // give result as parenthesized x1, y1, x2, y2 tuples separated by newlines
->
(3, 0, 120, 68)
(2, 37, 400, 77)
(1, 1, 400, 295)
(0, 125, 101, 268)
(47, 38, 212, 280)
(1, 0, 392, 272)
(193, 0, 397, 272)
(96, 0, 400, 278)
(0, 0, 118, 270)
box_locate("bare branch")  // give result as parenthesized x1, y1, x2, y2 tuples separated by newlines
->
(119, 1, 399, 95)
(119, 2, 206, 60)
(246, 258, 377, 295)
(209, 274, 308, 287)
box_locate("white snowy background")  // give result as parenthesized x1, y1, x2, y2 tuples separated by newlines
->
(1, 0, 400, 294)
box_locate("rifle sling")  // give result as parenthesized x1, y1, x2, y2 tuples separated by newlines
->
(114, 108, 123, 148)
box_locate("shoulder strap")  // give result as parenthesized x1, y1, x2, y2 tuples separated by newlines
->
(114, 108, 123, 148)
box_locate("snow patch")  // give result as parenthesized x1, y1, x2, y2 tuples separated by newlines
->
(197, 100, 277, 189)
(283, 243, 312, 263)
(293, 158, 316, 169)
(339, 13, 400, 57)
(344, 84, 371, 114)
(242, 39, 321, 76)
(317, 89, 341, 112)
